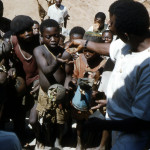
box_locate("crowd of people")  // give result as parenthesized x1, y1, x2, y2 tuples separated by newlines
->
(0, 0, 150, 150)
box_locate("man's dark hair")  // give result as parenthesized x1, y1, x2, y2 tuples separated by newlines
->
(109, 0, 133, 15)
(83, 31, 103, 43)
(114, 1, 149, 36)
(95, 12, 106, 21)
(40, 19, 59, 35)
(33, 20, 39, 25)
(69, 26, 85, 37)
(10, 15, 34, 35)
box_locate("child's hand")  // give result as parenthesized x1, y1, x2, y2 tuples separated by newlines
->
(7, 68, 16, 79)
(30, 80, 40, 95)
(66, 39, 85, 54)
(56, 53, 69, 63)
(93, 23, 101, 32)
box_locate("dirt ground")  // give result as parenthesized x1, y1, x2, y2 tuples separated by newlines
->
(3, 0, 150, 30)
(3, 0, 150, 33)
(2, 0, 116, 31)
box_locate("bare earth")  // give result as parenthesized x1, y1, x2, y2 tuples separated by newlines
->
(3, 0, 116, 31)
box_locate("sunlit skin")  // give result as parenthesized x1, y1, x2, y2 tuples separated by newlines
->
(55, 0, 62, 8)
(70, 33, 83, 60)
(42, 27, 60, 50)
(32, 23, 40, 35)
(108, 14, 116, 35)
(102, 31, 113, 43)
(94, 18, 104, 30)
(34, 26, 70, 92)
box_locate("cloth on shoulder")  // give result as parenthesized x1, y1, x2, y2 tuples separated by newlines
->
(0, 131, 22, 150)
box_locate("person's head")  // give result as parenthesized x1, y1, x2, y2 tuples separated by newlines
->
(69, 26, 85, 41)
(112, 1, 149, 43)
(94, 12, 106, 30)
(55, 0, 62, 8)
(108, 0, 133, 34)
(102, 30, 113, 43)
(0, 0, 3, 18)
(10, 15, 34, 43)
(32, 20, 40, 35)
(83, 32, 103, 60)
(40, 19, 60, 48)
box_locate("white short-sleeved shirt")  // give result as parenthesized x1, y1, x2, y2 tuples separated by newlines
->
(47, 4, 68, 27)
(107, 39, 150, 121)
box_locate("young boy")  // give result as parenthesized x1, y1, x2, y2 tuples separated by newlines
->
(65, 26, 85, 61)
(32, 20, 40, 36)
(88, 12, 107, 35)
(102, 30, 113, 43)
(33, 19, 72, 148)
(70, 31, 107, 149)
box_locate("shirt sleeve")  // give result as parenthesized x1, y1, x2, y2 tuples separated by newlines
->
(63, 6, 68, 18)
(132, 58, 150, 121)
(109, 39, 125, 62)
(87, 26, 93, 32)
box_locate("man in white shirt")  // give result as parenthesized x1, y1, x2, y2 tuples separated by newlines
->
(67, 1, 150, 149)
(47, 0, 69, 28)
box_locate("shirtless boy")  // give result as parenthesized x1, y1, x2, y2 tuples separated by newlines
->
(33, 19, 71, 148)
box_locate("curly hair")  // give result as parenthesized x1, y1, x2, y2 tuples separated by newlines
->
(10, 15, 34, 35)
(114, 1, 149, 36)
(69, 26, 85, 37)
(40, 19, 59, 35)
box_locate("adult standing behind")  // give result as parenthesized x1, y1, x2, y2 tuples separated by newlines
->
(47, 0, 69, 28)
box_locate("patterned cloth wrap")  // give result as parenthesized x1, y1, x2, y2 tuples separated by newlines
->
(37, 84, 69, 124)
